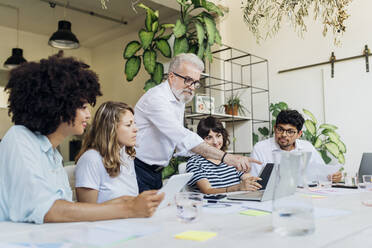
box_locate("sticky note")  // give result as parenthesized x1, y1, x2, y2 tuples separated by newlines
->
(301, 194, 327, 199)
(174, 230, 217, 241)
(240, 209, 270, 216)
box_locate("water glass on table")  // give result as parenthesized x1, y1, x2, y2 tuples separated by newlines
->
(358, 175, 372, 206)
(175, 192, 204, 223)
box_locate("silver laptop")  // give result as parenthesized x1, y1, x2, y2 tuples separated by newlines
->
(227, 152, 304, 202)
(227, 163, 277, 201)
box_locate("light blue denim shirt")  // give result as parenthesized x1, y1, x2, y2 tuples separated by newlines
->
(0, 125, 72, 224)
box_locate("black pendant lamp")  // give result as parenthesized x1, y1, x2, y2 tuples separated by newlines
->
(48, 20, 79, 49)
(3, 7, 27, 69)
(4, 48, 27, 69)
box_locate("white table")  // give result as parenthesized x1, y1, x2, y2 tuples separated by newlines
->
(1, 189, 371, 248)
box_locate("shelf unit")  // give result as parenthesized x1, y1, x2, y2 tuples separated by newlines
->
(184, 45, 270, 154)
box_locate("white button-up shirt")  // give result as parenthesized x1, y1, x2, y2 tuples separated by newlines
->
(250, 137, 339, 181)
(134, 81, 204, 166)
(0, 126, 72, 224)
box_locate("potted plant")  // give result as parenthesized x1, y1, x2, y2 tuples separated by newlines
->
(123, 1, 225, 91)
(223, 95, 249, 116)
(302, 109, 346, 164)
(123, 4, 174, 91)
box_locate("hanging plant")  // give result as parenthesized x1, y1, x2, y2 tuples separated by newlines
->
(242, 0, 352, 45)
(172, 0, 224, 62)
(123, 4, 174, 91)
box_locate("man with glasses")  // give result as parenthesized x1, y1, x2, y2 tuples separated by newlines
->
(134, 53, 261, 192)
(250, 110, 341, 182)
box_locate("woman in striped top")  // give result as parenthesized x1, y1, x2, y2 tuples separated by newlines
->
(186, 116, 262, 194)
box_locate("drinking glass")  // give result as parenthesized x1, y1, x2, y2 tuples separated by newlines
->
(359, 175, 372, 206)
(272, 151, 315, 236)
(175, 192, 203, 223)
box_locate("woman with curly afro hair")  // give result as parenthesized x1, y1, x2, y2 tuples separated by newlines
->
(0, 52, 163, 224)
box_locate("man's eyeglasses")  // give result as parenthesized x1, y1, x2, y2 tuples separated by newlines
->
(275, 126, 298, 137)
(172, 72, 201, 89)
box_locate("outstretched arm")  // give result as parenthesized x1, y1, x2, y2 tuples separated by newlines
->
(44, 190, 164, 223)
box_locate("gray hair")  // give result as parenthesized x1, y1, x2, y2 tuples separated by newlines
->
(168, 53, 204, 73)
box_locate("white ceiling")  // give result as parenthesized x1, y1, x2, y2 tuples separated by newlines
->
(0, 0, 179, 48)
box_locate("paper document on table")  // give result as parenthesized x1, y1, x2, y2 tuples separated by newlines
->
(202, 202, 245, 214)
(64, 221, 158, 246)
(307, 187, 359, 196)
(306, 163, 342, 182)
(323, 226, 372, 247)
(0, 243, 71, 248)
(313, 207, 351, 218)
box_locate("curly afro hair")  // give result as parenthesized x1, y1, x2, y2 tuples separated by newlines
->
(5, 52, 102, 135)
(275, 110, 305, 132)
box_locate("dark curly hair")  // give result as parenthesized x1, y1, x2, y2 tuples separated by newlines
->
(5, 52, 102, 135)
(197, 116, 230, 151)
(275, 110, 305, 131)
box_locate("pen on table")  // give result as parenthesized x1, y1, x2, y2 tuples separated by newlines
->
(241, 207, 272, 213)
(207, 200, 243, 204)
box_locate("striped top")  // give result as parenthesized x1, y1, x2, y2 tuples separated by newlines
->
(186, 155, 244, 191)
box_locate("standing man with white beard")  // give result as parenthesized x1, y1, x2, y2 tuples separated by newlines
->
(134, 53, 261, 192)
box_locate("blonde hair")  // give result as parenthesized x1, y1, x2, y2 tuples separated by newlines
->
(76, 101, 136, 177)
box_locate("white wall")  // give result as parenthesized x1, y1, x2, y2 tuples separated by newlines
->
(91, 30, 149, 108)
(215, 0, 372, 173)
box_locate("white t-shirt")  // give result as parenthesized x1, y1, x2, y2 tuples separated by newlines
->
(250, 137, 340, 181)
(75, 148, 139, 203)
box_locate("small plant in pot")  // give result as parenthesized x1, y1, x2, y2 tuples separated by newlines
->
(223, 95, 249, 116)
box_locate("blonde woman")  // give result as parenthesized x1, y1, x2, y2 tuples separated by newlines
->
(75, 101, 162, 208)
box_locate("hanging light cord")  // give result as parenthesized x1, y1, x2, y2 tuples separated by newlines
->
(64, 0, 67, 19)
(16, 7, 19, 48)
(0, 4, 20, 48)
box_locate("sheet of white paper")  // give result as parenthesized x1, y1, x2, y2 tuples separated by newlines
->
(313, 207, 351, 218)
(306, 187, 359, 196)
(324, 226, 372, 247)
(0, 243, 71, 248)
(209, 199, 351, 219)
(202, 202, 246, 214)
(63, 221, 158, 246)
(306, 163, 342, 182)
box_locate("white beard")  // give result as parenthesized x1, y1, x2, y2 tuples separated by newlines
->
(172, 87, 194, 103)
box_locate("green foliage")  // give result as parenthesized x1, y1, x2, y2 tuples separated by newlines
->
(123, 41, 141, 59)
(143, 79, 157, 91)
(173, 0, 224, 61)
(155, 39, 171, 58)
(125, 56, 141, 81)
(174, 37, 189, 56)
(302, 109, 346, 164)
(123, 1, 224, 92)
(123, 4, 173, 88)
(253, 102, 347, 165)
(152, 63, 164, 84)
(162, 156, 188, 180)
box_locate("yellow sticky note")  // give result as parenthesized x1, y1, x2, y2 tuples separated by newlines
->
(174, 230, 217, 241)
(301, 194, 327, 199)
(240, 209, 270, 216)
